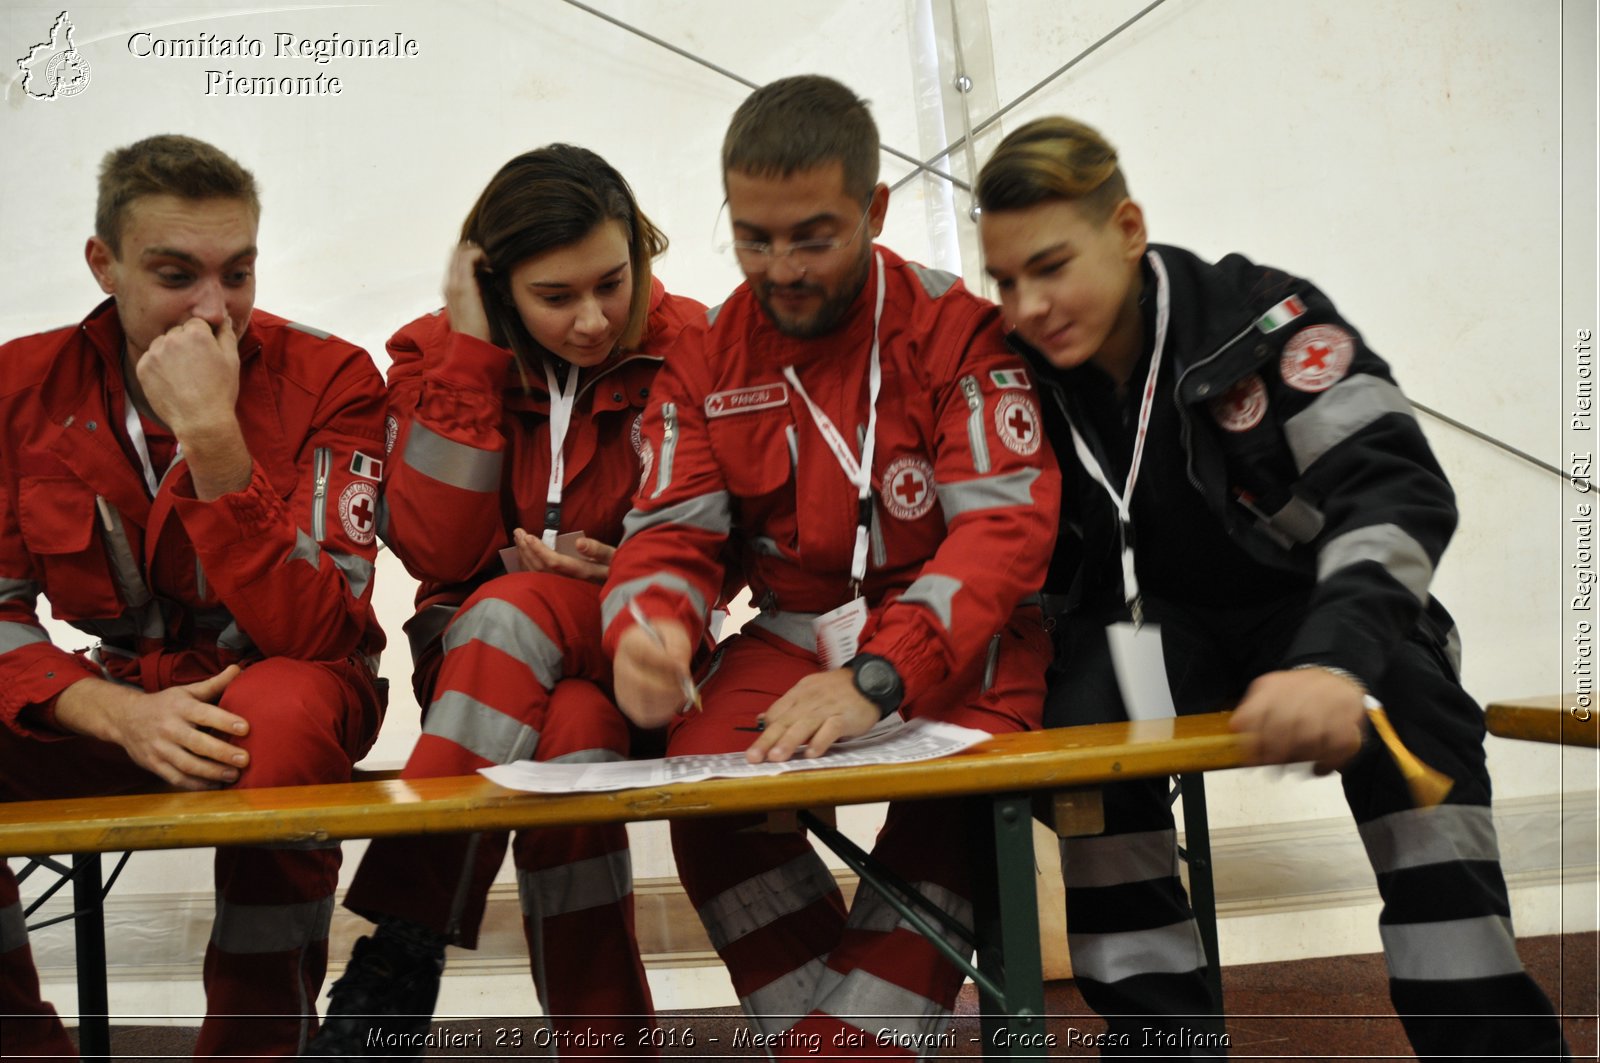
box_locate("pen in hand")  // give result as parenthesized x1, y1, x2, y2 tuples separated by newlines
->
(626, 599, 703, 714)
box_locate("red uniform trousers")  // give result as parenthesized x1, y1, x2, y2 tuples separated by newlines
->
(0, 655, 382, 1061)
(344, 571, 655, 1056)
(667, 607, 1049, 1060)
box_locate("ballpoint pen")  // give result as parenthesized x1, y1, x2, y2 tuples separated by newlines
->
(627, 598, 703, 713)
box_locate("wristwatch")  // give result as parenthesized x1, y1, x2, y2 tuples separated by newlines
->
(848, 653, 905, 718)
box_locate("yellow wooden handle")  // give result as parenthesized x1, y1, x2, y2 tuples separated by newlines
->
(1366, 705, 1453, 808)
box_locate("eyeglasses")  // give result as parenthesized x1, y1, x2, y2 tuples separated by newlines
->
(724, 210, 872, 272)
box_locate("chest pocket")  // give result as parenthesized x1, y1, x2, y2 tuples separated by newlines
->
(704, 401, 794, 501)
(16, 477, 123, 619)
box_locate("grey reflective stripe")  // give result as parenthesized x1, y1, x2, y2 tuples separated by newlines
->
(194, 557, 209, 602)
(424, 690, 541, 764)
(705, 304, 723, 326)
(1257, 493, 1326, 548)
(748, 609, 820, 653)
(621, 490, 731, 542)
(444, 597, 566, 690)
(816, 969, 950, 1049)
(906, 262, 958, 299)
(217, 621, 256, 655)
(285, 320, 332, 340)
(1284, 375, 1415, 473)
(374, 494, 391, 544)
(1, 899, 26, 953)
(288, 528, 322, 571)
(869, 505, 887, 567)
(1380, 915, 1525, 981)
(327, 550, 375, 600)
(1318, 523, 1433, 602)
(517, 849, 632, 919)
(403, 421, 502, 493)
(935, 468, 1040, 519)
(210, 895, 333, 954)
(844, 880, 972, 950)
(0, 621, 49, 653)
(742, 957, 829, 1037)
(960, 376, 991, 474)
(0, 578, 38, 603)
(1358, 804, 1500, 875)
(600, 573, 706, 632)
(897, 573, 963, 632)
(1062, 829, 1180, 889)
(698, 851, 837, 951)
(1068, 920, 1208, 983)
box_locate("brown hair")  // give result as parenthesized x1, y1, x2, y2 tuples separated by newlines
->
(722, 75, 879, 202)
(976, 116, 1128, 222)
(96, 134, 260, 255)
(461, 144, 666, 379)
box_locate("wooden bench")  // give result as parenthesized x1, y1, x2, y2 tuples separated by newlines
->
(1486, 694, 1600, 747)
(3, 713, 1255, 1061)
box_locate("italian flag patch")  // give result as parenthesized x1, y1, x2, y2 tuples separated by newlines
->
(990, 368, 1032, 390)
(1255, 294, 1307, 334)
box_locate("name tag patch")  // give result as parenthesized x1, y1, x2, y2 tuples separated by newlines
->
(705, 383, 789, 418)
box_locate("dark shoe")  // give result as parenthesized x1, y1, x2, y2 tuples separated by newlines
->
(304, 933, 443, 1058)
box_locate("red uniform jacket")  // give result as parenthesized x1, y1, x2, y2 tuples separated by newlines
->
(379, 280, 706, 686)
(602, 247, 1061, 710)
(0, 300, 388, 736)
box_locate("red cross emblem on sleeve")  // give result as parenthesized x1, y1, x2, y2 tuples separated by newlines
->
(994, 393, 1043, 456)
(338, 481, 379, 546)
(1280, 324, 1354, 393)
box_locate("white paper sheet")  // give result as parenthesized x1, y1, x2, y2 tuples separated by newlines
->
(479, 718, 991, 793)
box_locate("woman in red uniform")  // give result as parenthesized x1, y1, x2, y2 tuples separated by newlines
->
(310, 144, 704, 1058)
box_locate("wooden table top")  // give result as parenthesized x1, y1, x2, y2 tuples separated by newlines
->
(0, 712, 1255, 858)
(1485, 695, 1600, 748)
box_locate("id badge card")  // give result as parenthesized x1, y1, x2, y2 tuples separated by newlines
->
(814, 598, 868, 670)
(1107, 621, 1177, 720)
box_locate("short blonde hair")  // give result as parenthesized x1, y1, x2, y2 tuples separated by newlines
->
(976, 116, 1127, 221)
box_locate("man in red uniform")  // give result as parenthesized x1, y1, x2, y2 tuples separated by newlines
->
(603, 76, 1059, 1056)
(0, 134, 387, 1059)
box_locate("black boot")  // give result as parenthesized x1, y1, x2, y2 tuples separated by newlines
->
(304, 925, 445, 1058)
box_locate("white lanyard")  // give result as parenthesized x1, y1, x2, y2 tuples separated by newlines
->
(540, 359, 581, 548)
(1062, 250, 1171, 627)
(781, 252, 886, 592)
(123, 398, 179, 497)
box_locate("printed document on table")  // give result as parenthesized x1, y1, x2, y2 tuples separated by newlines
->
(480, 718, 991, 793)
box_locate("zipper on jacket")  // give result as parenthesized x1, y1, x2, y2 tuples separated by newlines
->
(981, 633, 1001, 693)
(960, 375, 991, 474)
(195, 558, 209, 602)
(312, 446, 331, 541)
(654, 402, 678, 498)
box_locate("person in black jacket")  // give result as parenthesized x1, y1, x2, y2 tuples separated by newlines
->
(975, 116, 1568, 1060)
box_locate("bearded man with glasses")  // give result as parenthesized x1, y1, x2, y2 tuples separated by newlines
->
(600, 75, 1060, 1057)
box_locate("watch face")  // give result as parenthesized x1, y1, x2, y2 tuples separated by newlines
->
(857, 659, 896, 698)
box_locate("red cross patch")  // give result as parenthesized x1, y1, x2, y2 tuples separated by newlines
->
(882, 455, 936, 521)
(993, 393, 1042, 456)
(338, 481, 379, 546)
(1281, 325, 1354, 393)
(1209, 374, 1268, 432)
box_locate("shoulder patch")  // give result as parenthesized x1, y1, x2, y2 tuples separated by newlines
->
(1254, 294, 1307, 334)
(1208, 374, 1268, 432)
(994, 393, 1042, 455)
(1281, 324, 1353, 393)
(882, 456, 937, 521)
(906, 262, 959, 300)
(990, 368, 1031, 390)
(705, 382, 788, 418)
